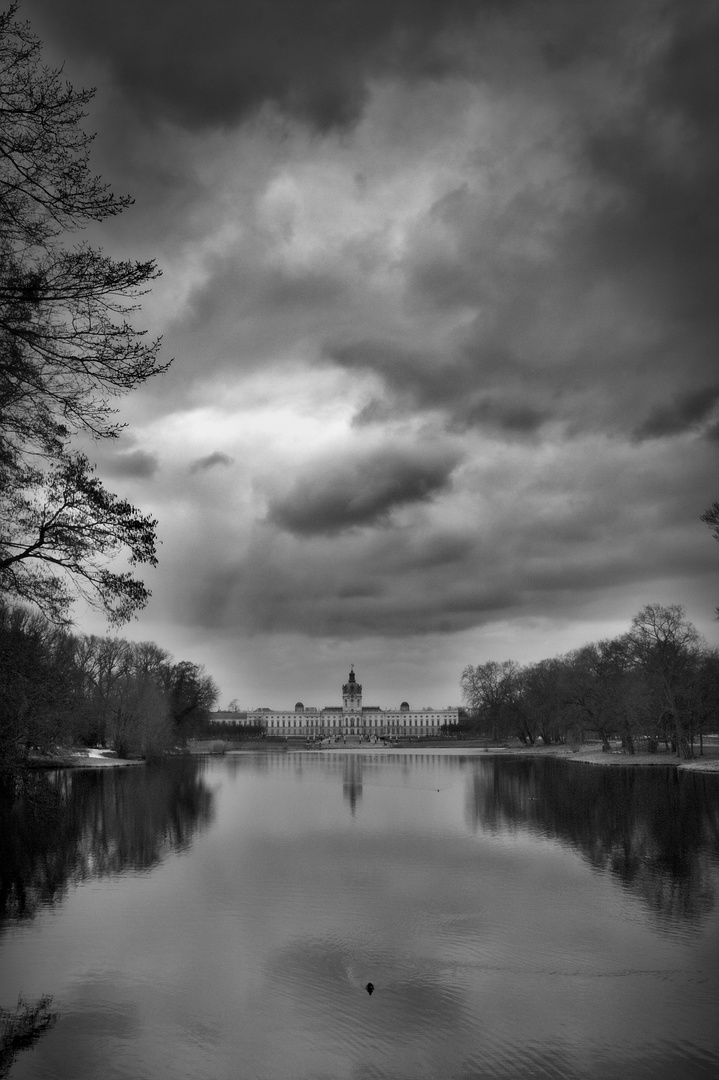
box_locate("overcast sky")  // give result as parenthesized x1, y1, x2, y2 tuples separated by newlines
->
(22, 0, 718, 709)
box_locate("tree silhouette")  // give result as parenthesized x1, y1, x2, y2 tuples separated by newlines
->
(0, 5, 167, 624)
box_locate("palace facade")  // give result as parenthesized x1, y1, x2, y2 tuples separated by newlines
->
(213, 666, 459, 739)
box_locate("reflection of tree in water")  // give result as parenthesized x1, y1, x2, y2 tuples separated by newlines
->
(0, 760, 213, 924)
(0, 995, 57, 1079)
(466, 757, 719, 928)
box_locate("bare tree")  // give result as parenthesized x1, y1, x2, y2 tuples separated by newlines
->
(701, 502, 719, 544)
(701, 502, 719, 617)
(460, 660, 519, 742)
(0, 5, 167, 624)
(628, 604, 702, 759)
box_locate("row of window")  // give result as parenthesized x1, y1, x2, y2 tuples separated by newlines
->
(263, 718, 452, 730)
(259, 714, 456, 724)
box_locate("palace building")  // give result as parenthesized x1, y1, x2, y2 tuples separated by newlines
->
(214, 666, 459, 739)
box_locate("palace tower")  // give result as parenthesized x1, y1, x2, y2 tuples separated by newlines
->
(342, 665, 362, 734)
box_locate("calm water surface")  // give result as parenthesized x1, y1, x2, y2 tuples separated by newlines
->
(1, 751, 718, 1080)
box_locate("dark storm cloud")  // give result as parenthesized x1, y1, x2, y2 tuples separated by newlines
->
(457, 399, 547, 435)
(25, 0, 491, 130)
(633, 386, 719, 442)
(28, 0, 716, 443)
(563, 7, 719, 401)
(338, 339, 547, 436)
(16, 0, 718, 695)
(312, 1, 717, 443)
(164, 425, 718, 650)
(188, 552, 517, 639)
(266, 446, 461, 536)
(165, 257, 350, 393)
(181, 259, 346, 337)
(29, 0, 705, 135)
(337, 58, 717, 438)
(335, 339, 452, 412)
(189, 452, 235, 473)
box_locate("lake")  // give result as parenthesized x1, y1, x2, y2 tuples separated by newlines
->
(1, 751, 718, 1079)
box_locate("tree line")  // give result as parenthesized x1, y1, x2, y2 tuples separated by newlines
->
(461, 604, 718, 759)
(0, 598, 218, 768)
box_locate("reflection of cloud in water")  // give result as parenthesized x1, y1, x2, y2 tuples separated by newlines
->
(267, 935, 466, 1041)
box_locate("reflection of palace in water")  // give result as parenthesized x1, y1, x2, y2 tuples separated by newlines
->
(342, 754, 362, 815)
(216, 666, 460, 740)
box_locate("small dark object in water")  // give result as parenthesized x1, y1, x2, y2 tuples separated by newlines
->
(366, 983, 374, 995)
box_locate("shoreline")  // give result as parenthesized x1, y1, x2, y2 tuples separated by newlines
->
(21, 742, 719, 772)
(306, 744, 719, 771)
(480, 744, 719, 772)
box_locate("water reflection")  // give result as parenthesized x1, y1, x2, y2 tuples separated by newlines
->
(220, 748, 719, 927)
(466, 757, 719, 928)
(221, 748, 462, 789)
(1, 753, 718, 1080)
(0, 995, 57, 1079)
(0, 759, 213, 925)
(342, 755, 363, 814)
